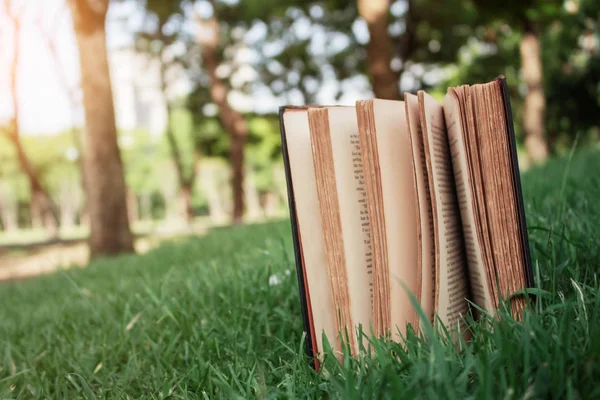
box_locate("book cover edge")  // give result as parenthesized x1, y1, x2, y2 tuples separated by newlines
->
(278, 106, 316, 365)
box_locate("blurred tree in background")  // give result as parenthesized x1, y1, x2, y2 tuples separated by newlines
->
(3, 0, 60, 238)
(135, 0, 199, 225)
(0, 0, 598, 257)
(67, 0, 134, 256)
(449, 0, 600, 162)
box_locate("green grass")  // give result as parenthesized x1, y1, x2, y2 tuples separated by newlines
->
(1, 147, 599, 399)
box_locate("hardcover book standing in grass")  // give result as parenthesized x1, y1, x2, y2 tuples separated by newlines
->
(279, 77, 533, 363)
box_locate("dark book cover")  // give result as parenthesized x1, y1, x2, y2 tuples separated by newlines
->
(278, 106, 317, 363)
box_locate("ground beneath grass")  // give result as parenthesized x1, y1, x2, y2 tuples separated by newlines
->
(1, 147, 599, 399)
(0, 223, 214, 282)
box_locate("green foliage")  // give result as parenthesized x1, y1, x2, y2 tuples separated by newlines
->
(120, 120, 204, 218)
(144, 0, 184, 26)
(402, 0, 477, 66)
(253, 0, 361, 103)
(0, 131, 78, 201)
(121, 129, 160, 194)
(543, 1, 600, 150)
(247, 115, 282, 191)
(4, 0, 598, 229)
(166, 108, 198, 181)
(0, 134, 28, 202)
(445, 0, 600, 151)
(1, 148, 599, 397)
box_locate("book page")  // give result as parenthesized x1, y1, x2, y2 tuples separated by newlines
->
(474, 83, 528, 315)
(327, 107, 373, 347)
(282, 109, 337, 355)
(461, 86, 500, 305)
(418, 92, 469, 330)
(405, 94, 434, 325)
(443, 92, 494, 311)
(366, 99, 419, 338)
(308, 108, 355, 354)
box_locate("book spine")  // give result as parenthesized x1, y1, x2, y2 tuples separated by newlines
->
(278, 107, 316, 364)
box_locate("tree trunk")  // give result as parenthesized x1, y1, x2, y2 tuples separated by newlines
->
(0, 182, 19, 232)
(127, 189, 139, 225)
(520, 22, 548, 163)
(6, 11, 59, 238)
(357, 0, 401, 100)
(229, 132, 246, 222)
(30, 201, 43, 229)
(179, 183, 194, 225)
(79, 206, 89, 228)
(0, 209, 18, 232)
(200, 161, 229, 224)
(158, 56, 196, 225)
(140, 192, 152, 221)
(160, 177, 179, 222)
(59, 178, 79, 229)
(163, 121, 196, 224)
(244, 168, 262, 220)
(262, 191, 279, 218)
(59, 203, 77, 230)
(40, 15, 88, 224)
(68, 0, 134, 257)
(196, 6, 247, 223)
(36, 190, 59, 237)
(164, 114, 195, 224)
(9, 136, 59, 236)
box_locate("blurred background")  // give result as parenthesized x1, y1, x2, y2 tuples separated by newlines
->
(0, 0, 598, 279)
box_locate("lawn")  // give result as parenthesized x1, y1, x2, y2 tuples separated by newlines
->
(1, 147, 599, 399)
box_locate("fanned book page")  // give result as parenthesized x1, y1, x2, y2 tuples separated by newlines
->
(279, 77, 533, 367)
(417, 91, 469, 330)
(443, 90, 495, 311)
(405, 93, 435, 326)
(308, 107, 373, 356)
(356, 99, 419, 339)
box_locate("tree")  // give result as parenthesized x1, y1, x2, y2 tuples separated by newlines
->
(519, 12, 549, 162)
(467, 0, 565, 163)
(195, 0, 248, 223)
(0, 134, 21, 232)
(67, 0, 134, 257)
(253, 1, 364, 104)
(453, 0, 600, 158)
(0, 180, 18, 232)
(135, 0, 198, 224)
(357, 0, 400, 99)
(254, 0, 473, 103)
(36, 6, 88, 225)
(543, 0, 600, 151)
(3, 0, 60, 237)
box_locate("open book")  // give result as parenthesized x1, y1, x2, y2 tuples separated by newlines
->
(279, 77, 533, 363)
